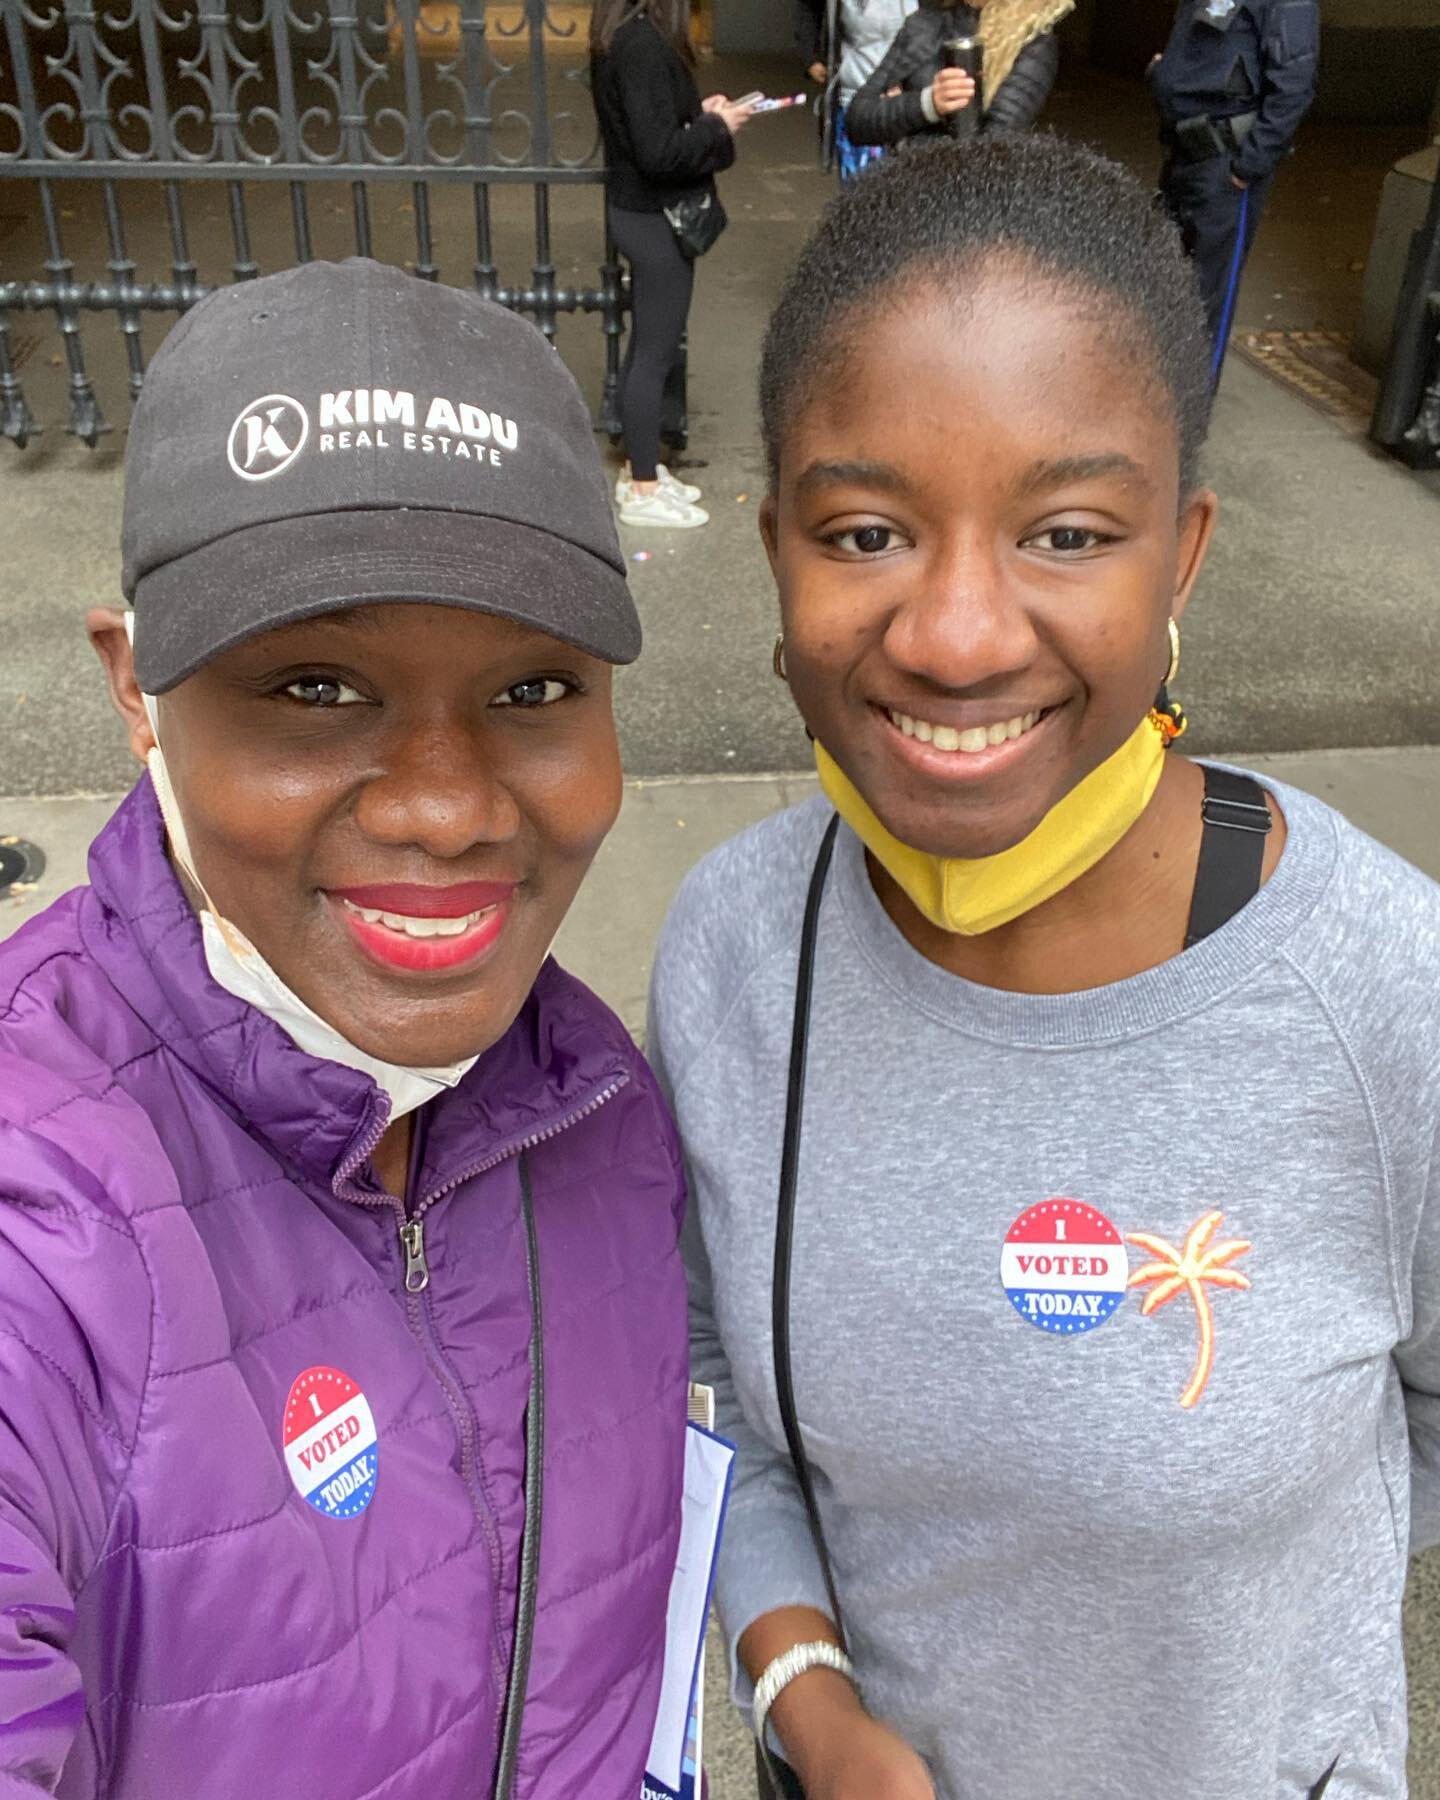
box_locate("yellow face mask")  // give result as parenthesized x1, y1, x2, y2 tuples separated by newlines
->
(814, 713, 1168, 937)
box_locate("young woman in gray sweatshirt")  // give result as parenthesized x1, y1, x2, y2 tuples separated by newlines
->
(649, 135, 1440, 1800)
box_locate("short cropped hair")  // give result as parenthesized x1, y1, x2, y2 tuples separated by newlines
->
(759, 132, 1213, 493)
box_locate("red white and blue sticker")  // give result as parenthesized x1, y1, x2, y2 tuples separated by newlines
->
(1000, 1200, 1129, 1336)
(282, 1365, 379, 1520)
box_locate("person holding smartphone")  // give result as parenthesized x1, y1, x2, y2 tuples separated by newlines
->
(591, 0, 755, 529)
(845, 0, 1071, 148)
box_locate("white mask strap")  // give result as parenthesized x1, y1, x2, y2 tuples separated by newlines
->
(123, 611, 233, 937)
(119, 615, 476, 1116)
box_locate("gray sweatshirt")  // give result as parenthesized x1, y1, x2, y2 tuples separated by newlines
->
(647, 776, 1440, 1800)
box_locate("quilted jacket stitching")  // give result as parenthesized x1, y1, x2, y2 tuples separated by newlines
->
(86, 1488, 292, 1562)
(0, 940, 92, 1021)
(97, 1399, 477, 1555)
(350, 1687, 493, 1799)
(96, 1534, 487, 1709)
(0, 1189, 142, 1241)
(169, 1172, 315, 1217)
(520, 1647, 662, 1752)
(545, 1373, 681, 1463)
(16, 1083, 123, 1131)
(436, 1241, 681, 1395)
(0, 1325, 131, 1451)
(539, 1521, 674, 1612)
(151, 1274, 384, 1377)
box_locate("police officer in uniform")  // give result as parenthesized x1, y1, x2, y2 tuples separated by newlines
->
(1149, 0, 1319, 380)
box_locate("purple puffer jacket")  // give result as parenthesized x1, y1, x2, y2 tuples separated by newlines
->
(0, 779, 688, 1799)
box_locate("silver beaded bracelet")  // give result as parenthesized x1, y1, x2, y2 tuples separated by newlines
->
(753, 1640, 857, 1759)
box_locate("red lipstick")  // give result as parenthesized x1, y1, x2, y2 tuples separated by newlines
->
(325, 882, 516, 975)
(329, 882, 515, 919)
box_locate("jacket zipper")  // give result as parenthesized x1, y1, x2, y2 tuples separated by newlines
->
(402, 1077, 627, 1684)
(400, 1077, 628, 1292)
(335, 1076, 628, 1683)
(399, 1217, 429, 1292)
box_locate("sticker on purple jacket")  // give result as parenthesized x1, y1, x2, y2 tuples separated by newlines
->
(282, 1365, 379, 1519)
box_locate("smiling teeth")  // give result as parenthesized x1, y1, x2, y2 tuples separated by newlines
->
(341, 901, 494, 939)
(888, 709, 1041, 753)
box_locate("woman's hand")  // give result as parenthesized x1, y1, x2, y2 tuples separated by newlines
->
(739, 1610, 931, 1800)
(701, 93, 727, 113)
(713, 97, 758, 134)
(791, 1708, 936, 1800)
(758, 1656, 934, 1800)
(930, 67, 977, 116)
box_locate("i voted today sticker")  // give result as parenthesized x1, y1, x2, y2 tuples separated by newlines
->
(1001, 1200, 1129, 1336)
(282, 1365, 379, 1520)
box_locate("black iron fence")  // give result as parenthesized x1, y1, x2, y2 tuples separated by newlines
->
(0, 0, 637, 447)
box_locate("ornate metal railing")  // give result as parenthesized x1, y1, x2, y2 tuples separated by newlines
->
(0, 0, 639, 447)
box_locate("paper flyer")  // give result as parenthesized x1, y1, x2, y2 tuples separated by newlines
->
(643, 1385, 735, 1800)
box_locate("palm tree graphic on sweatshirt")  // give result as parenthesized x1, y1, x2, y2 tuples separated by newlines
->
(1127, 1211, 1253, 1409)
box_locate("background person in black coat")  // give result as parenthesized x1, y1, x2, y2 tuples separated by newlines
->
(590, 0, 754, 530)
(846, 0, 1073, 148)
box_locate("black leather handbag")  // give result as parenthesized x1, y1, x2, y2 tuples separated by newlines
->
(662, 188, 728, 259)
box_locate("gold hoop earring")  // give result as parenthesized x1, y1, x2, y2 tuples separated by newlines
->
(772, 634, 788, 683)
(1164, 618, 1181, 688)
(1148, 618, 1188, 744)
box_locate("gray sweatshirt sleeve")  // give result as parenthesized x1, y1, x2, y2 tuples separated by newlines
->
(679, 1200, 835, 1710)
(1397, 1121, 1440, 1553)
(646, 892, 836, 1714)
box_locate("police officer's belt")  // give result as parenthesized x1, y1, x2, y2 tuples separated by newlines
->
(1166, 110, 1257, 162)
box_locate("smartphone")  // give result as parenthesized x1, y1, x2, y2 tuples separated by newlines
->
(735, 92, 807, 113)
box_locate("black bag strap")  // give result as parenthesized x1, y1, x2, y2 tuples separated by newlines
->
(771, 812, 848, 1647)
(1309, 1758, 1339, 1799)
(1184, 765, 1272, 948)
(493, 1152, 545, 1799)
(771, 767, 1271, 1650)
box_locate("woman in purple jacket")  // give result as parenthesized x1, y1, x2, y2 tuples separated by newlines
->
(0, 259, 687, 1798)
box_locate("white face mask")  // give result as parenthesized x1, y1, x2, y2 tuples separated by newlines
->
(124, 614, 476, 1121)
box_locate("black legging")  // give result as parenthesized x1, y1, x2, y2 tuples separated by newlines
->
(609, 204, 694, 483)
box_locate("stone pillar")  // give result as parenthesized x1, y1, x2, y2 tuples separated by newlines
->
(1355, 146, 1440, 374)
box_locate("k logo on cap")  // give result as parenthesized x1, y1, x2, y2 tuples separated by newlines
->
(227, 394, 310, 481)
(123, 258, 639, 692)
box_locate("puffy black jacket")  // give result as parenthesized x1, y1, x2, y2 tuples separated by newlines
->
(845, 4, 1059, 145)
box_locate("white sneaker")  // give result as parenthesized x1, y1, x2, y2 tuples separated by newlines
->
(617, 488, 709, 529)
(614, 463, 702, 506)
(658, 463, 702, 502)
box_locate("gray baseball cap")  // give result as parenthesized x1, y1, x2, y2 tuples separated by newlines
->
(122, 258, 639, 692)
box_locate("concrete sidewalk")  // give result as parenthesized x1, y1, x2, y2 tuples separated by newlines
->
(4, 748, 1440, 1796)
(5, 744, 1439, 1030)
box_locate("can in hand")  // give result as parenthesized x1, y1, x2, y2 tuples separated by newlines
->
(940, 34, 983, 137)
